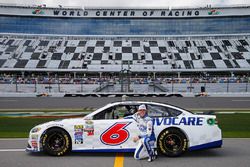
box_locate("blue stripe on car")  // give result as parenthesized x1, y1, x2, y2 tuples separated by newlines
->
(72, 148, 136, 153)
(189, 140, 223, 151)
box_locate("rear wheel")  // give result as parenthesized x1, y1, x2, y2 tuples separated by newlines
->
(157, 128, 188, 157)
(42, 128, 71, 156)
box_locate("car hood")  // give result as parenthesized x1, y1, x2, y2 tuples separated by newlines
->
(31, 117, 84, 132)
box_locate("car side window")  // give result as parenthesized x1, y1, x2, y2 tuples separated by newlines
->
(123, 105, 137, 117)
(147, 105, 169, 117)
(147, 105, 182, 117)
(112, 106, 127, 119)
(168, 107, 182, 117)
(93, 107, 113, 120)
(93, 105, 137, 120)
(113, 105, 138, 119)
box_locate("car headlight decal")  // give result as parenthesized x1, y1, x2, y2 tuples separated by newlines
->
(31, 127, 41, 133)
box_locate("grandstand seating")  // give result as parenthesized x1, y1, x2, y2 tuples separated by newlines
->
(0, 35, 250, 72)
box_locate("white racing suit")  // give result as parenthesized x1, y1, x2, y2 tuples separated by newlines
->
(132, 113, 156, 160)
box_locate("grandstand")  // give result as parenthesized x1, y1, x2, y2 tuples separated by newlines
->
(0, 35, 250, 73)
(0, 3, 250, 95)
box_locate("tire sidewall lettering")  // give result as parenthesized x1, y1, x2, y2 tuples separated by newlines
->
(42, 129, 70, 156)
(42, 134, 47, 147)
(183, 139, 187, 151)
(159, 131, 169, 153)
(158, 129, 187, 156)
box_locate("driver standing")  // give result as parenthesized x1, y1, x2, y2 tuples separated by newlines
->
(132, 104, 157, 162)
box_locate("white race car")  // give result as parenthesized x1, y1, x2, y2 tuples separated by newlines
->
(26, 101, 222, 156)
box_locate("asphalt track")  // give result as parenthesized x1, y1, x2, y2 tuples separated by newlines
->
(0, 138, 250, 167)
(0, 97, 250, 110)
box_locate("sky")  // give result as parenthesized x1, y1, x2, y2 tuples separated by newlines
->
(0, 0, 249, 8)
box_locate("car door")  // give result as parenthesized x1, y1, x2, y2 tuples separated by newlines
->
(74, 104, 139, 151)
(146, 104, 183, 137)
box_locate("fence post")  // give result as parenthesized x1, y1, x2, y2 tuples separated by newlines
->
(48, 82, 51, 93)
(226, 79, 229, 92)
(189, 78, 193, 93)
(246, 78, 249, 92)
(58, 80, 60, 93)
(34, 79, 37, 92)
(15, 76, 18, 92)
(81, 78, 83, 92)
(171, 76, 174, 93)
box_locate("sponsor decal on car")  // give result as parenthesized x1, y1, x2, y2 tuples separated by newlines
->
(31, 140, 38, 148)
(31, 134, 39, 140)
(74, 125, 84, 144)
(84, 120, 94, 136)
(153, 117, 204, 126)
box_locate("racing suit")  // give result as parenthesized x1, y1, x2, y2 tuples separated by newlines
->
(132, 113, 156, 160)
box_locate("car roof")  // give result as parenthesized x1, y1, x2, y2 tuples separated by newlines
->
(86, 101, 193, 118)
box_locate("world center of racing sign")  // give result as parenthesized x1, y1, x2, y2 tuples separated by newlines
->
(34, 7, 250, 18)
(52, 9, 201, 17)
(1, 4, 250, 18)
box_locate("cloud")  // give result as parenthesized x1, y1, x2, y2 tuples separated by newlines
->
(0, 0, 249, 7)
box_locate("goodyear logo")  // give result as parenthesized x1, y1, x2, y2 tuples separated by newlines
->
(153, 117, 204, 126)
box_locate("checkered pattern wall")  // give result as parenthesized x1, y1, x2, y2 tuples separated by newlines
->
(0, 36, 250, 72)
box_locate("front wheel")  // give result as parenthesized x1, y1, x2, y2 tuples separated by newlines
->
(157, 128, 188, 157)
(42, 128, 71, 156)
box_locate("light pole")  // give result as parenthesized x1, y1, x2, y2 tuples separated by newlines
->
(120, 69, 124, 92)
(120, 60, 124, 92)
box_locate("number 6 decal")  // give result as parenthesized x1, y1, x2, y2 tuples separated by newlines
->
(101, 122, 131, 146)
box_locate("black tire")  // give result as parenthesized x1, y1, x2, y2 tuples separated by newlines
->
(41, 128, 71, 156)
(157, 128, 188, 157)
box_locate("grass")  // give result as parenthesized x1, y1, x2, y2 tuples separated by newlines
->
(217, 113, 250, 138)
(0, 117, 57, 138)
(0, 113, 250, 138)
(0, 109, 93, 112)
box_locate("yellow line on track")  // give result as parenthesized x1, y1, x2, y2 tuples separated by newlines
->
(114, 153, 124, 167)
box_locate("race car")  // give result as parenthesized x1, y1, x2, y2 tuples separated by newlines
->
(26, 101, 222, 156)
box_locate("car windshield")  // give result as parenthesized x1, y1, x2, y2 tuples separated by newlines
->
(90, 102, 185, 120)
